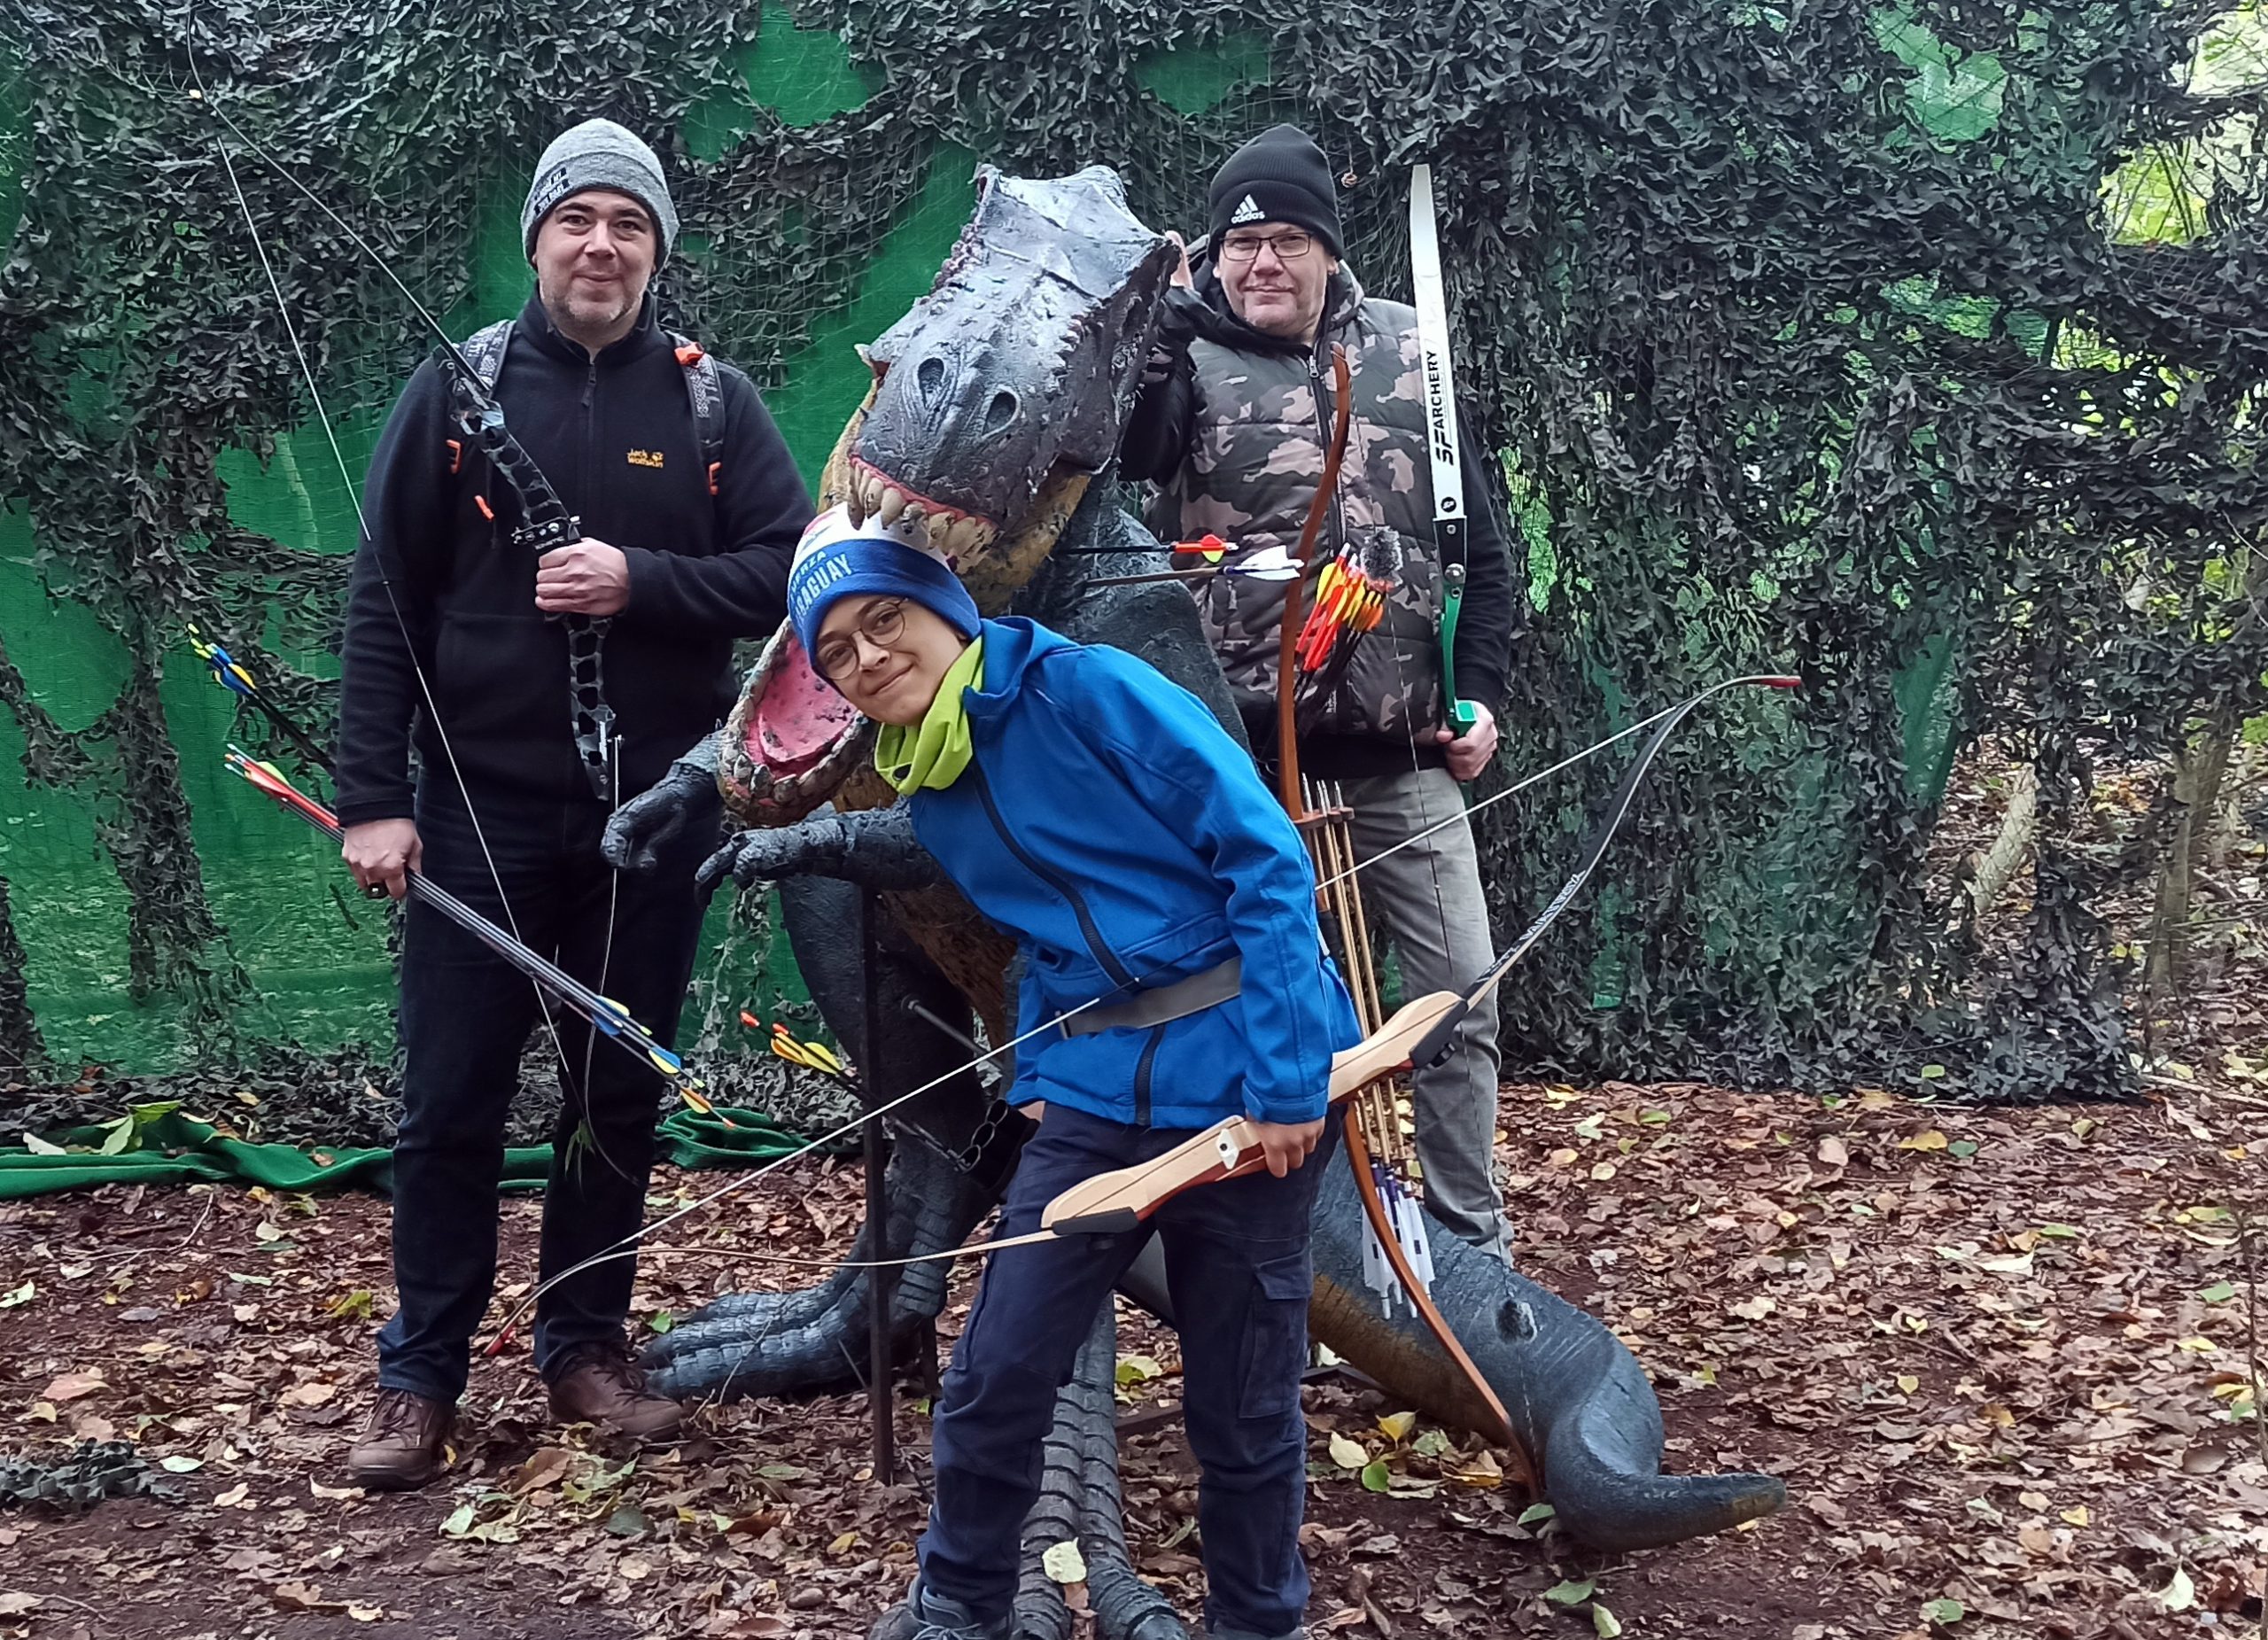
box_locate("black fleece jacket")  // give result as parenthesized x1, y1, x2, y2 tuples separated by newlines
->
(1121, 276, 1522, 780)
(336, 296, 813, 825)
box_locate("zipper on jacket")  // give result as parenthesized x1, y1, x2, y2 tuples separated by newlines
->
(967, 760, 1137, 992)
(1131, 1026, 1162, 1126)
(1302, 348, 1353, 723)
(580, 357, 599, 508)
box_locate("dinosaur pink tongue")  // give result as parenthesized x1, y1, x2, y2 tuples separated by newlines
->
(753, 633, 860, 774)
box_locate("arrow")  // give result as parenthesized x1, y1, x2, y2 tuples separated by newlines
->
(1082, 541, 1302, 590)
(223, 749, 726, 1123)
(189, 625, 336, 777)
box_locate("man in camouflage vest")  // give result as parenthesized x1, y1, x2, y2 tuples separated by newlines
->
(1120, 123, 1518, 1259)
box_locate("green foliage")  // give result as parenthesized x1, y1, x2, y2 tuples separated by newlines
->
(0, 0, 2263, 1100)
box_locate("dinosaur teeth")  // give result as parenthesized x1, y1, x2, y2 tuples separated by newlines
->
(877, 485, 908, 525)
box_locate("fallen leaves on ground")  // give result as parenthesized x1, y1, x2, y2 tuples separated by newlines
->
(0, 1059, 2261, 1636)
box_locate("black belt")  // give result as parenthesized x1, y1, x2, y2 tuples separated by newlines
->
(1060, 957, 1241, 1038)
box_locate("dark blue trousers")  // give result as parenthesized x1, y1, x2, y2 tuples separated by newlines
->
(375, 779, 716, 1403)
(919, 1104, 1338, 1638)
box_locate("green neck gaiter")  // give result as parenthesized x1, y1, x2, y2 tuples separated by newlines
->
(874, 637, 985, 795)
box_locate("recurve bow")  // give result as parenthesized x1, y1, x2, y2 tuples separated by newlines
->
(1268, 345, 1526, 1458)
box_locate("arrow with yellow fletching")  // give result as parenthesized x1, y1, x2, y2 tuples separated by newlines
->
(189, 624, 338, 776)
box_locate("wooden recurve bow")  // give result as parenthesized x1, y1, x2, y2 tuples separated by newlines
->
(1267, 345, 1525, 1460)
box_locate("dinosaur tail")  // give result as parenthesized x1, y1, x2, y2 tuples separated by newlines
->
(1542, 1392, 1788, 1552)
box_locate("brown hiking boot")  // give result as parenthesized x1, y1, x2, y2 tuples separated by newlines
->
(346, 1387, 453, 1491)
(547, 1341, 684, 1441)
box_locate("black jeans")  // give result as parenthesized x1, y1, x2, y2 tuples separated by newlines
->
(918, 1104, 1338, 1638)
(375, 778, 717, 1403)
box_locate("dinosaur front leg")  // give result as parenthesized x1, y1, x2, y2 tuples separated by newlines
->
(698, 805, 944, 896)
(602, 735, 726, 873)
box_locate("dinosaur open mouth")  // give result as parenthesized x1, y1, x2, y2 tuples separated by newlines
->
(718, 624, 870, 827)
(843, 455, 1001, 563)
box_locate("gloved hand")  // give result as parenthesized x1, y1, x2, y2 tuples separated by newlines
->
(602, 758, 718, 872)
(695, 812, 853, 901)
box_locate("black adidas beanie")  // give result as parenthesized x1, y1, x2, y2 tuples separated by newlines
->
(1208, 124, 1343, 258)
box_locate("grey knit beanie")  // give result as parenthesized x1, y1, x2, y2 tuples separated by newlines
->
(522, 119, 679, 267)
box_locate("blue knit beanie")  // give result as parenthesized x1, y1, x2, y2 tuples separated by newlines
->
(788, 506, 982, 668)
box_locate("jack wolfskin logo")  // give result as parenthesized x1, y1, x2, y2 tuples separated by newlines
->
(1230, 193, 1265, 225)
(627, 449, 664, 469)
(530, 163, 574, 220)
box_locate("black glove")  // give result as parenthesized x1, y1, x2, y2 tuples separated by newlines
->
(602, 758, 718, 872)
(1154, 284, 1208, 348)
(695, 812, 853, 901)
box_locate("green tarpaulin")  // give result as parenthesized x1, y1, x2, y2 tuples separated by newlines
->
(0, 1108, 812, 1201)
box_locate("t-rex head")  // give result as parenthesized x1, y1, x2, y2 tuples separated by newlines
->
(718, 165, 1178, 827)
(843, 164, 1178, 564)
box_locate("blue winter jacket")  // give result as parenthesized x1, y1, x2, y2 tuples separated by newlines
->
(906, 618, 1361, 1130)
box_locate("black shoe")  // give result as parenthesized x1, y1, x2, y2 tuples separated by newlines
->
(870, 1581, 1010, 1640)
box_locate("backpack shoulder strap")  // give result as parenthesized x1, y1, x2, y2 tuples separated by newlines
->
(460, 320, 514, 393)
(671, 332, 725, 497)
(440, 320, 516, 478)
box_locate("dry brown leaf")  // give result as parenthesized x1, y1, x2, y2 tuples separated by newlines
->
(40, 1372, 105, 1403)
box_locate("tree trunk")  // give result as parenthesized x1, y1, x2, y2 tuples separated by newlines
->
(2147, 705, 2239, 999)
(1968, 764, 2037, 921)
(0, 874, 44, 1076)
(2208, 738, 2259, 879)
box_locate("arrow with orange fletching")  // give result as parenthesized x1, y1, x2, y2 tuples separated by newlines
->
(224, 748, 728, 1126)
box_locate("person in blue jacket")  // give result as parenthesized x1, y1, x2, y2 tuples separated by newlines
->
(786, 509, 1360, 1640)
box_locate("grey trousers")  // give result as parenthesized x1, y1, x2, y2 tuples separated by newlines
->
(1338, 766, 1512, 1258)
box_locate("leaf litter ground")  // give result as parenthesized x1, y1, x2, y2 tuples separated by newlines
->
(0, 1064, 2258, 1640)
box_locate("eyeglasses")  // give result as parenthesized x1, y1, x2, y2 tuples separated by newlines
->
(1218, 229, 1314, 264)
(812, 598, 908, 682)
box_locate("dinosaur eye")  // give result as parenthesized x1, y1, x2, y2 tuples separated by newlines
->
(919, 356, 946, 401)
(982, 388, 1019, 435)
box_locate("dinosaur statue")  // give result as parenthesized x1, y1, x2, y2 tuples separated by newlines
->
(606, 165, 1784, 1639)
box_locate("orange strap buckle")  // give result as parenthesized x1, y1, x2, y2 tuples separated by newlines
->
(445, 438, 462, 475)
(707, 460, 721, 497)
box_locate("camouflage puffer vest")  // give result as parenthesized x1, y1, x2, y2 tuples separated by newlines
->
(1147, 279, 1443, 742)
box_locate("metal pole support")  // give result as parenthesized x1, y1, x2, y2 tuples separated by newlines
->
(859, 890, 897, 1481)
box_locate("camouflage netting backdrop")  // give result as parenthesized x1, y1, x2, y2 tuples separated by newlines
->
(0, 0, 2263, 1111)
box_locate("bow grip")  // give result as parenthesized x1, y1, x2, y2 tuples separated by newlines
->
(1043, 1124, 1254, 1236)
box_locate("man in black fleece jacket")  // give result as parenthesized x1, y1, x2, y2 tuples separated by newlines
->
(1120, 125, 1521, 1263)
(336, 119, 812, 1489)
